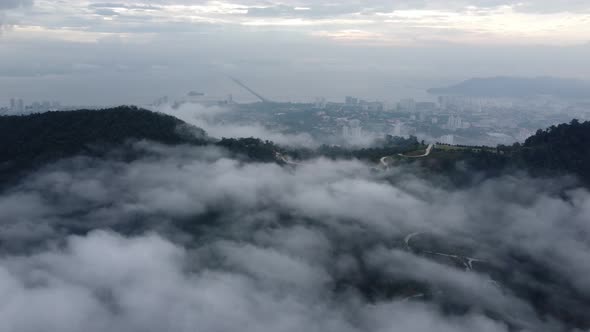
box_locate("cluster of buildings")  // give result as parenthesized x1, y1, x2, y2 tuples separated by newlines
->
(207, 93, 586, 147)
(8, 98, 25, 113)
(341, 119, 362, 139)
(6, 87, 577, 149)
(317, 94, 588, 146)
(1, 98, 62, 114)
(344, 96, 384, 112)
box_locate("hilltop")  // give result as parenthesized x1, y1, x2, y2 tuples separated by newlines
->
(3, 106, 590, 188)
(410, 119, 590, 185)
(0, 106, 208, 185)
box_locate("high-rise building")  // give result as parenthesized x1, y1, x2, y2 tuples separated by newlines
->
(314, 97, 326, 109)
(392, 122, 403, 137)
(416, 102, 436, 112)
(439, 134, 454, 145)
(349, 119, 362, 138)
(345, 96, 358, 106)
(32, 102, 41, 112)
(342, 125, 350, 137)
(398, 98, 416, 112)
(10, 98, 15, 111)
(447, 115, 462, 130)
(16, 99, 24, 113)
(351, 126, 362, 138)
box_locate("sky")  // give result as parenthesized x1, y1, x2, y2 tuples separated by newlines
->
(0, 0, 589, 105)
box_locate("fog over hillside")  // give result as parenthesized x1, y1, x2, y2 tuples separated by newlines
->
(2, 0, 590, 330)
(157, 103, 319, 147)
(1, 141, 590, 331)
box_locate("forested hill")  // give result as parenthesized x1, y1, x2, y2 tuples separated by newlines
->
(455, 119, 590, 185)
(0, 106, 208, 185)
(516, 119, 590, 181)
(3, 106, 590, 189)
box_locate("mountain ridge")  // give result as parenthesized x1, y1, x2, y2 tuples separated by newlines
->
(428, 76, 590, 98)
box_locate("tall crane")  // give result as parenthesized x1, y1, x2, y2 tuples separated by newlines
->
(229, 77, 270, 103)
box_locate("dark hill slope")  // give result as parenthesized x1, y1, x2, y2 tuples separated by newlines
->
(432, 120, 590, 185)
(0, 106, 207, 185)
(517, 119, 590, 180)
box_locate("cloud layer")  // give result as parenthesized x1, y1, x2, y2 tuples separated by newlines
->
(1, 142, 590, 330)
(157, 103, 318, 147)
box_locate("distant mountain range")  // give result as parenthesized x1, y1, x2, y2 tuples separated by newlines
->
(428, 77, 590, 99)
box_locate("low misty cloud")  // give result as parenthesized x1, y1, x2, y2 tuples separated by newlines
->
(0, 230, 514, 332)
(157, 103, 317, 147)
(1, 142, 590, 330)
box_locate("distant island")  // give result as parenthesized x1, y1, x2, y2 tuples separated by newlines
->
(428, 76, 590, 99)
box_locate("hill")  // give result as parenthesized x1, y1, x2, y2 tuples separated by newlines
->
(422, 119, 590, 185)
(3, 107, 590, 188)
(0, 106, 208, 185)
(428, 77, 590, 99)
(512, 119, 590, 180)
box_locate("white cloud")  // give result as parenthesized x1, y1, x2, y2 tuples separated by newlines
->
(5, 0, 590, 45)
(157, 103, 317, 147)
(0, 142, 590, 330)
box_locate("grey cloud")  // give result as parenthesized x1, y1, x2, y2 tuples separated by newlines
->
(0, 230, 513, 332)
(93, 8, 118, 16)
(1, 140, 590, 329)
(0, 0, 32, 10)
(241, 0, 590, 16)
(246, 5, 300, 17)
(0, 0, 33, 28)
(157, 103, 317, 147)
(89, 2, 160, 9)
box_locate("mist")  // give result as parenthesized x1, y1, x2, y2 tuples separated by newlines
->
(2, 0, 590, 105)
(157, 104, 318, 147)
(2, 0, 590, 330)
(1, 142, 590, 331)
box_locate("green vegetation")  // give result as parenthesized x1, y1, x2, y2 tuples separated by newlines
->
(423, 119, 590, 185)
(515, 119, 590, 179)
(217, 137, 279, 163)
(294, 135, 422, 162)
(0, 106, 208, 185)
(216, 135, 422, 164)
(3, 107, 590, 189)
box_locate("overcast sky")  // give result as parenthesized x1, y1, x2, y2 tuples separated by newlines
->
(1, 0, 589, 105)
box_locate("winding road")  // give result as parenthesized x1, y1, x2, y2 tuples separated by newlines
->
(404, 232, 485, 271)
(398, 144, 434, 158)
(404, 232, 423, 250)
(380, 144, 435, 168)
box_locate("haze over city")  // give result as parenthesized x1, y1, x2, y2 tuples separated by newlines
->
(1, 0, 590, 104)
